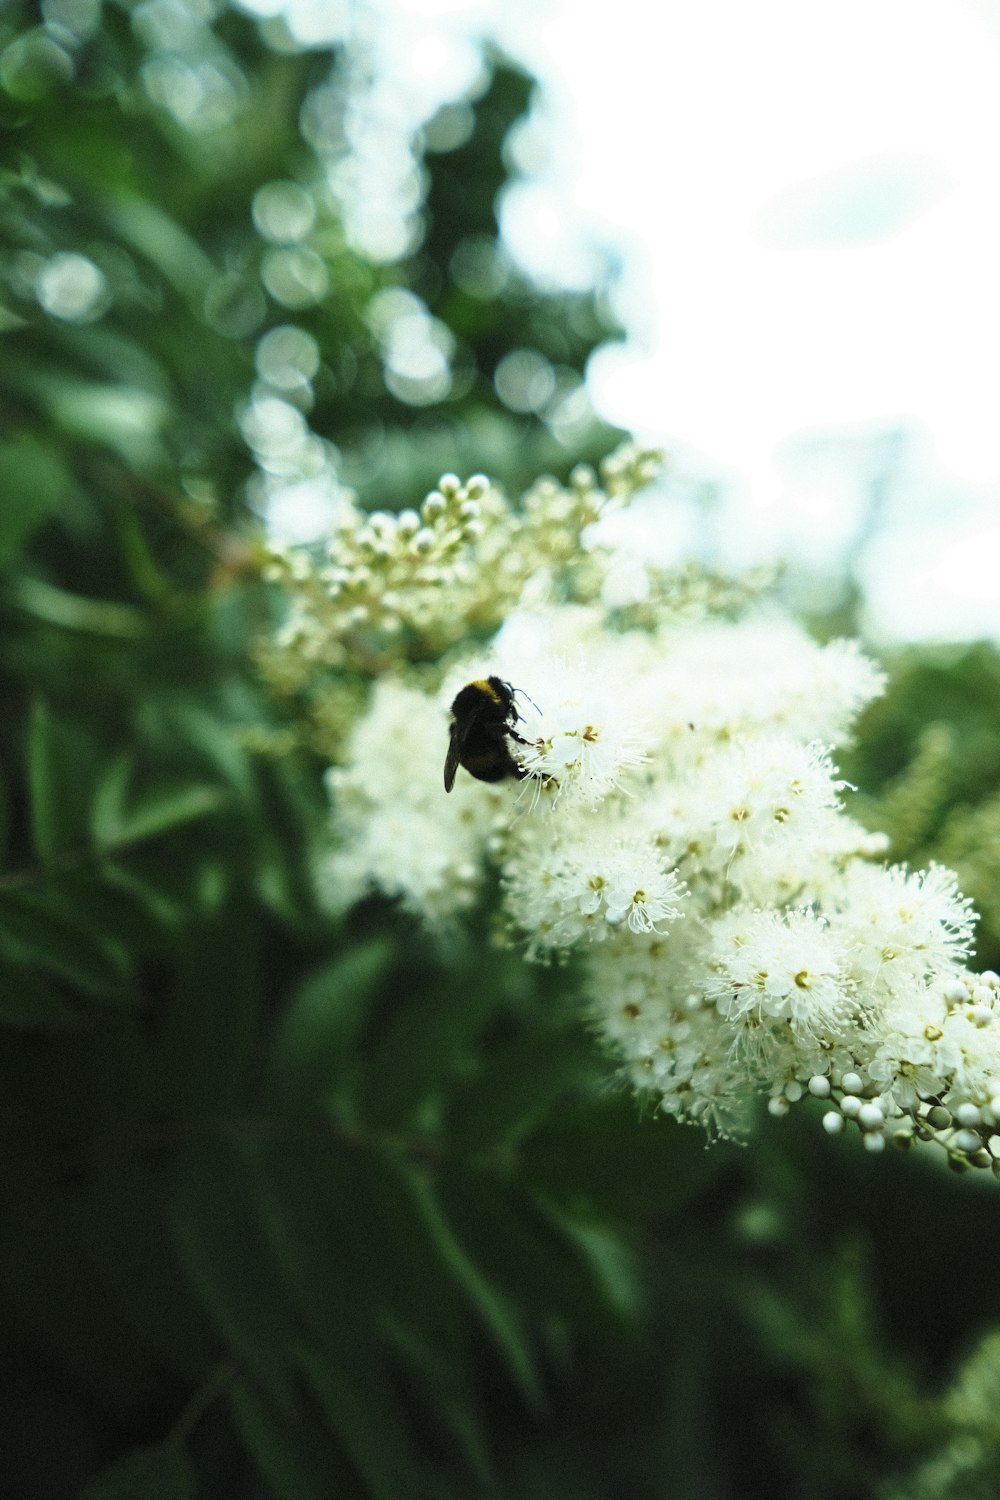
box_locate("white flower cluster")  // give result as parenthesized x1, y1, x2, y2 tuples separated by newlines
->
(296, 451, 998, 1171)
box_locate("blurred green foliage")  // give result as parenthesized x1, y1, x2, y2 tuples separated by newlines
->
(845, 641, 1000, 974)
(2, 3, 1000, 1499)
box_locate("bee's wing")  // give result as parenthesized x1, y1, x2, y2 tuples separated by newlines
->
(443, 722, 462, 792)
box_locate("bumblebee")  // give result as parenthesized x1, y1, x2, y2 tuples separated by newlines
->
(444, 676, 529, 793)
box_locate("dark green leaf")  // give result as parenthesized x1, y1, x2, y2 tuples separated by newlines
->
(394, 1158, 543, 1410)
(82, 1443, 197, 1500)
(0, 889, 131, 1003)
(26, 697, 61, 865)
(95, 774, 228, 848)
(0, 435, 72, 563)
(354, 948, 509, 1129)
(229, 1379, 336, 1500)
(444, 1023, 597, 1151)
(439, 1168, 640, 1330)
(521, 1095, 725, 1223)
(90, 752, 134, 848)
(242, 1134, 375, 1360)
(154, 906, 264, 1116)
(381, 1318, 495, 1490)
(0, 959, 85, 1029)
(296, 1341, 421, 1500)
(24, 699, 99, 865)
(170, 1139, 298, 1410)
(0, 771, 7, 865)
(267, 939, 394, 1107)
(0, 1177, 162, 1424)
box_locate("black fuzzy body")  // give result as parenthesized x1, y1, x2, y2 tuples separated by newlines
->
(444, 676, 528, 792)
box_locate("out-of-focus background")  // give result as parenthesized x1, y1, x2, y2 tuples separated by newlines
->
(1, 3, 999, 1498)
(247, 0, 1000, 642)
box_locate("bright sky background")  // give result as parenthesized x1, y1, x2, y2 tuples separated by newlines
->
(504, 0, 1000, 642)
(255, 0, 1000, 641)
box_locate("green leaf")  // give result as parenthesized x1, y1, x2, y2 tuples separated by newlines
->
(228, 1379, 338, 1500)
(393, 1158, 543, 1411)
(26, 698, 61, 865)
(154, 904, 264, 1116)
(92, 752, 228, 850)
(170, 1140, 298, 1411)
(354, 948, 509, 1130)
(440, 1168, 640, 1331)
(381, 1318, 494, 1490)
(444, 1023, 597, 1151)
(89, 753, 134, 847)
(521, 1095, 726, 1224)
(242, 1135, 372, 1350)
(0, 770, 8, 865)
(77, 1161, 218, 1383)
(0, 890, 130, 1003)
(24, 699, 98, 864)
(0, 434, 72, 563)
(39, 375, 169, 470)
(0, 1172, 160, 1424)
(296, 1341, 421, 1500)
(0, 959, 85, 1029)
(267, 939, 394, 1107)
(82, 1443, 197, 1499)
(106, 193, 216, 298)
(9, 576, 149, 637)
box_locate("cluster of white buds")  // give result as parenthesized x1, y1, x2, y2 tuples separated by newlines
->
(274, 444, 996, 1170)
(264, 472, 498, 679)
(262, 446, 664, 692)
(809, 969, 1000, 1172)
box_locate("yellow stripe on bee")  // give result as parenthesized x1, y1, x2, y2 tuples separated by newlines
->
(470, 678, 501, 702)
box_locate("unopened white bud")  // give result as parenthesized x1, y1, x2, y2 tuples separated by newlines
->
(822, 1111, 844, 1135)
(841, 1071, 864, 1096)
(840, 1095, 862, 1119)
(955, 1103, 982, 1128)
(863, 1132, 886, 1153)
(808, 1075, 831, 1099)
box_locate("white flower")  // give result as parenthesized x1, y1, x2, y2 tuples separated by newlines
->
(834, 862, 978, 991)
(502, 817, 684, 955)
(650, 616, 885, 757)
(286, 448, 989, 1168)
(709, 907, 853, 1040)
(583, 930, 751, 1137)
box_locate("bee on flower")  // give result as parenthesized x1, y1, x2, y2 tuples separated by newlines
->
(274, 444, 994, 1173)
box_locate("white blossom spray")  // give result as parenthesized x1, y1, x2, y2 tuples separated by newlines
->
(268, 447, 999, 1172)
